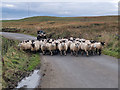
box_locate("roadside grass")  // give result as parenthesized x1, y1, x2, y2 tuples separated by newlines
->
(1, 16, 119, 58)
(0, 60, 2, 90)
(0, 36, 2, 90)
(1, 36, 40, 88)
(103, 49, 119, 58)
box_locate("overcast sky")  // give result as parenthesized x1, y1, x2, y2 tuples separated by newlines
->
(1, 0, 119, 20)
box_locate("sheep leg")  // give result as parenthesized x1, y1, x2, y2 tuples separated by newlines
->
(39, 49, 41, 53)
(73, 51, 74, 56)
(76, 51, 78, 57)
(56, 49, 59, 54)
(96, 49, 98, 55)
(64, 51, 67, 56)
(34, 51, 36, 54)
(43, 51, 45, 55)
(93, 49, 96, 55)
(86, 50, 89, 57)
(92, 51, 95, 55)
(90, 50, 93, 55)
(81, 50, 84, 56)
(50, 51, 53, 56)
(71, 51, 73, 56)
(99, 49, 101, 55)
(73, 51, 76, 56)
(60, 51, 62, 56)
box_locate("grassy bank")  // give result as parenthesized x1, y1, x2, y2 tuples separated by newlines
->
(1, 16, 119, 58)
(1, 36, 40, 88)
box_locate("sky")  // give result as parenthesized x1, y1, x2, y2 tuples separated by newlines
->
(1, 0, 119, 20)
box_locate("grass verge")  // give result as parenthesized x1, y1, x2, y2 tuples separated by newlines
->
(103, 49, 119, 58)
(1, 36, 40, 88)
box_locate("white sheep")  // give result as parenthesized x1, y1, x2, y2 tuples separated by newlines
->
(46, 42, 56, 56)
(18, 41, 26, 50)
(31, 40, 40, 52)
(70, 42, 80, 56)
(18, 37, 105, 57)
(85, 40, 91, 45)
(18, 40, 32, 50)
(58, 42, 68, 56)
(70, 37, 74, 41)
(41, 42, 47, 55)
(93, 42, 105, 55)
(75, 38, 80, 41)
(80, 42, 91, 56)
(89, 43, 97, 55)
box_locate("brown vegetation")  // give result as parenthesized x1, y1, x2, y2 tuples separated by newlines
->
(1, 16, 119, 58)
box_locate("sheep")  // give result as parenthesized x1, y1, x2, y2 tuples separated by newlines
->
(46, 42, 56, 56)
(70, 42, 80, 56)
(85, 40, 91, 45)
(75, 38, 80, 41)
(63, 42, 69, 55)
(79, 39, 86, 42)
(31, 40, 40, 52)
(41, 42, 47, 55)
(54, 40, 60, 54)
(18, 40, 32, 50)
(80, 42, 91, 56)
(87, 40, 97, 55)
(18, 41, 26, 50)
(66, 40, 73, 48)
(18, 37, 105, 57)
(70, 37, 74, 41)
(58, 42, 64, 55)
(58, 41, 68, 56)
(49, 39, 54, 43)
(90, 40, 96, 43)
(25, 40, 32, 50)
(89, 43, 97, 55)
(66, 40, 73, 52)
(93, 42, 105, 55)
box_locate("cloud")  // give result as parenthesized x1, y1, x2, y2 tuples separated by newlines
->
(5, 4, 15, 7)
(1, 0, 119, 2)
(2, 3, 15, 8)
(1, 2, 118, 20)
(1, 17, 20, 20)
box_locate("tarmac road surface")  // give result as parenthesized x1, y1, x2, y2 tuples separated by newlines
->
(0, 32, 118, 88)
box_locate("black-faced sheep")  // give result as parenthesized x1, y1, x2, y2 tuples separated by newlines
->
(70, 42, 80, 56)
(58, 42, 68, 56)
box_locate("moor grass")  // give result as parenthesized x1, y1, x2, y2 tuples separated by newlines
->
(1, 16, 119, 58)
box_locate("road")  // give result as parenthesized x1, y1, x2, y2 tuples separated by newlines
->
(0, 32, 118, 88)
(0, 32, 36, 41)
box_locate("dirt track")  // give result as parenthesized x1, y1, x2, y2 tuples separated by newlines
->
(0, 32, 118, 88)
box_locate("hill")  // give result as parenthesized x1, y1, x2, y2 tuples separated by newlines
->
(1, 15, 118, 22)
(1, 15, 119, 58)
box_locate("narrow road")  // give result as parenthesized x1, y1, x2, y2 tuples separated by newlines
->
(0, 32, 36, 41)
(0, 32, 118, 88)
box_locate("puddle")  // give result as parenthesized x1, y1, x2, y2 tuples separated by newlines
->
(16, 70, 41, 89)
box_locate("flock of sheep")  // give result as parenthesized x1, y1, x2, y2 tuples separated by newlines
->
(18, 37, 105, 56)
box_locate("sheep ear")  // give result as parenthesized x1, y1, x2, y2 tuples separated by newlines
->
(31, 44, 35, 48)
(101, 42, 105, 46)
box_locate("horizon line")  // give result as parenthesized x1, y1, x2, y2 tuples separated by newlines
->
(1, 15, 118, 20)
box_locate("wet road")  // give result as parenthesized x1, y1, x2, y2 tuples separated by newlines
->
(0, 32, 36, 41)
(0, 32, 118, 88)
(40, 54, 118, 88)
